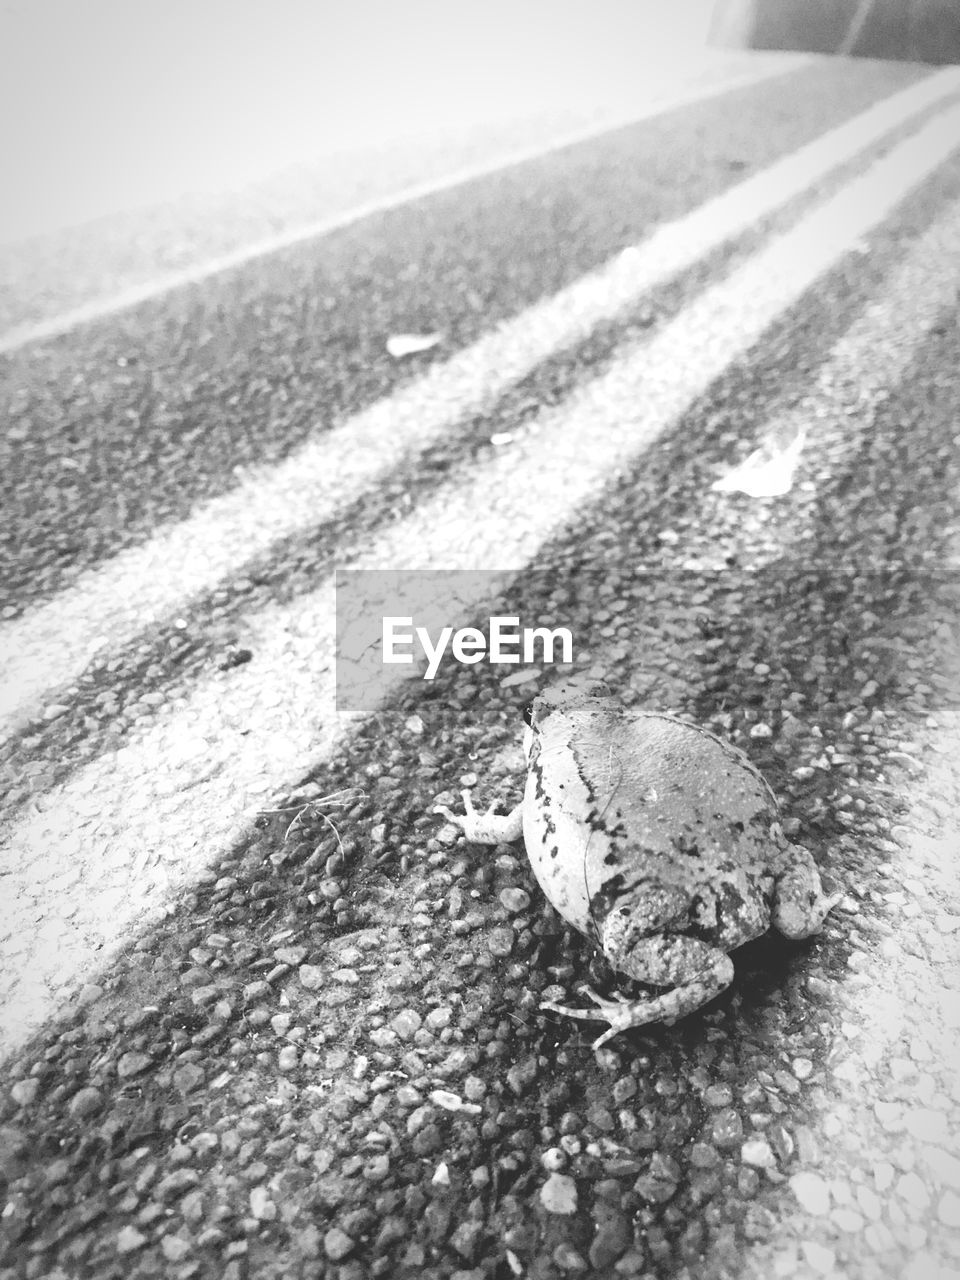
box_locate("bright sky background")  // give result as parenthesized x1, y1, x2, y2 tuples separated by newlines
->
(0, 0, 715, 242)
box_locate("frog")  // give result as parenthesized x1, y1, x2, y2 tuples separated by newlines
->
(435, 680, 839, 1049)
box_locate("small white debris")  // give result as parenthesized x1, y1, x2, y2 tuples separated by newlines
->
(490, 432, 513, 446)
(429, 1089, 481, 1114)
(540, 1172, 577, 1214)
(430, 1090, 464, 1111)
(432, 1162, 451, 1186)
(386, 332, 441, 357)
(712, 429, 806, 498)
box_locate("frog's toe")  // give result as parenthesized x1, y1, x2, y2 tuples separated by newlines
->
(541, 988, 650, 1049)
(819, 889, 843, 921)
(436, 791, 523, 845)
(775, 882, 843, 938)
(583, 986, 631, 1008)
(434, 789, 482, 828)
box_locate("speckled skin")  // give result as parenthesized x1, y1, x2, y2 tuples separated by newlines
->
(438, 682, 838, 1048)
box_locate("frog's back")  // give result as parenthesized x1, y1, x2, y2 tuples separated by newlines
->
(524, 706, 780, 938)
(583, 709, 778, 852)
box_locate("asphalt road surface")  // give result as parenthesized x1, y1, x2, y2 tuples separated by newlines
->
(2, 50, 960, 1280)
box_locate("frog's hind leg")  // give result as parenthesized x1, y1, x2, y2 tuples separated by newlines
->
(542, 936, 734, 1050)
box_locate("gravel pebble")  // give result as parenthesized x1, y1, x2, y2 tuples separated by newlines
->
(250, 1186, 277, 1220)
(116, 1226, 148, 1254)
(790, 1171, 831, 1215)
(553, 1241, 588, 1271)
(157, 1169, 200, 1200)
(741, 1138, 776, 1168)
(541, 1173, 578, 1214)
(390, 1009, 422, 1039)
(499, 888, 531, 913)
(450, 1220, 483, 1260)
(486, 926, 515, 957)
(117, 1051, 153, 1078)
(68, 1086, 103, 1118)
(298, 964, 325, 991)
(278, 1046, 299, 1071)
(711, 1109, 744, 1146)
(173, 1063, 205, 1093)
(10, 1079, 39, 1106)
(324, 1227, 355, 1261)
(161, 1235, 192, 1262)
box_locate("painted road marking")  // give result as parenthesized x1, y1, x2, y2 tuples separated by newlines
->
(0, 58, 808, 355)
(3, 71, 960, 737)
(3, 104, 959, 1054)
(708, 202, 960, 535)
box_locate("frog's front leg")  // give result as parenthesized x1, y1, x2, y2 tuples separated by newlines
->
(771, 843, 841, 939)
(434, 789, 524, 846)
(542, 934, 735, 1050)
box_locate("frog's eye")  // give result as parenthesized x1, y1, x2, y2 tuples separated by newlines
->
(522, 702, 534, 726)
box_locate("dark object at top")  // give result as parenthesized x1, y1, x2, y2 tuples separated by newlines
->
(710, 0, 960, 66)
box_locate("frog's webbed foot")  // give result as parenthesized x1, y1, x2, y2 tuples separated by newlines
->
(542, 950, 735, 1050)
(772, 853, 842, 939)
(541, 987, 644, 1050)
(434, 789, 523, 846)
(813, 889, 843, 926)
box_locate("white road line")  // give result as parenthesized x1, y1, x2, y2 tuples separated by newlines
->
(2, 103, 959, 1056)
(3, 69, 959, 738)
(361, 105, 960, 571)
(707, 200, 960, 546)
(697, 205, 960, 1276)
(742, 686, 960, 1276)
(0, 58, 806, 355)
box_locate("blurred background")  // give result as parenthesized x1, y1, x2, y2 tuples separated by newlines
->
(0, 0, 718, 244)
